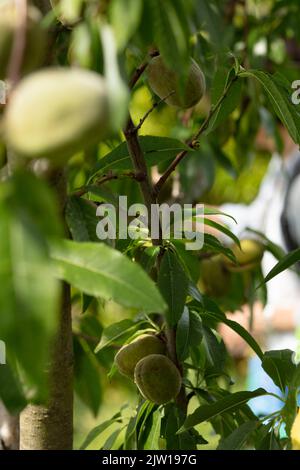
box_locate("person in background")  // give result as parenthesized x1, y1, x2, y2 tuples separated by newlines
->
(218, 124, 300, 416)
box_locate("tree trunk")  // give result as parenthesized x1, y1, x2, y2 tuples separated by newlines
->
(20, 169, 73, 450)
(20, 283, 73, 450)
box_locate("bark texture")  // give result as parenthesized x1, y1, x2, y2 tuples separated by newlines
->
(20, 283, 73, 450)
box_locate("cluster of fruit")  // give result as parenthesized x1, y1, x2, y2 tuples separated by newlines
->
(0, 0, 206, 167)
(115, 335, 182, 405)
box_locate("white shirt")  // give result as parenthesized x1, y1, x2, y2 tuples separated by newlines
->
(221, 152, 300, 351)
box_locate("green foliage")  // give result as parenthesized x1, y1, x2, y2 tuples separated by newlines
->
(158, 248, 189, 326)
(51, 240, 166, 312)
(0, 172, 61, 404)
(1, 0, 300, 452)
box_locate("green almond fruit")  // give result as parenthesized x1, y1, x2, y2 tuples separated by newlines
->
(147, 55, 206, 109)
(4, 67, 110, 163)
(224, 239, 264, 272)
(134, 354, 182, 405)
(199, 255, 231, 298)
(0, 1, 46, 80)
(115, 335, 166, 379)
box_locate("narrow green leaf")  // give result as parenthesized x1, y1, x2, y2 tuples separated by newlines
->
(51, 240, 166, 313)
(203, 206, 237, 224)
(202, 218, 241, 248)
(95, 319, 143, 353)
(0, 354, 27, 413)
(203, 234, 237, 263)
(262, 349, 296, 392)
(240, 70, 300, 144)
(158, 249, 188, 326)
(217, 421, 258, 450)
(101, 23, 129, 131)
(110, 0, 143, 50)
(262, 248, 300, 285)
(179, 389, 267, 432)
(66, 196, 98, 242)
(151, 0, 189, 74)
(0, 173, 60, 399)
(144, 409, 161, 450)
(207, 69, 241, 133)
(200, 304, 263, 360)
(102, 427, 124, 450)
(91, 136, 190, 177)
(176, 307, 190, 361)
(74, 337, 102, 416)
(80, 413, 122, 449)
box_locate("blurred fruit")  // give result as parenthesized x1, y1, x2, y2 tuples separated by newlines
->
(4, 68, 110, 163)
(115, 335, 166, 379)
(134, 354, 182, 404)
(147, 56, 206, 109)
(69, 23, 93, 69)
(0, 1, 46, 80)
(50, 0, 82, 25)
(224, 239, 264, 272)
(291, 409, 300, 450)
(199, 255, 231, 297)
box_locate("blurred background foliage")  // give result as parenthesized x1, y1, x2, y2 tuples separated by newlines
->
(1, 0, 299, 449)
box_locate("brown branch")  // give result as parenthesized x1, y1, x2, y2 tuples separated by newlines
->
(8, 0, 28, 87)
(135, 91, 175, 132)
(73, 170, 141, 198)
(129, 49, 159, 90)
(154, 74, 239, 195)
(129, 62, 150, 90)
(124, 116, 160, 243)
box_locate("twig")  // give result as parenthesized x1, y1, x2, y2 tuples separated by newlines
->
(8, 0, 28, 87)
(135, 91, 175, 132)
(154, 74, 238, 195)
(73, 170, 138, 197)
(129, 62, 149, 90)
(129, 50, 159, 90)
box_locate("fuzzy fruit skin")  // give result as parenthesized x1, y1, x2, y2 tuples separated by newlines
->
(0, 2, 46, 80)
(224, 239, 264, 272)
(134, 354, 182, 404)
(291, 409, 300, 450)
(147, 56, 206, 109)
(4, 68, 110, 163)
(115, 335, 166, 379)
